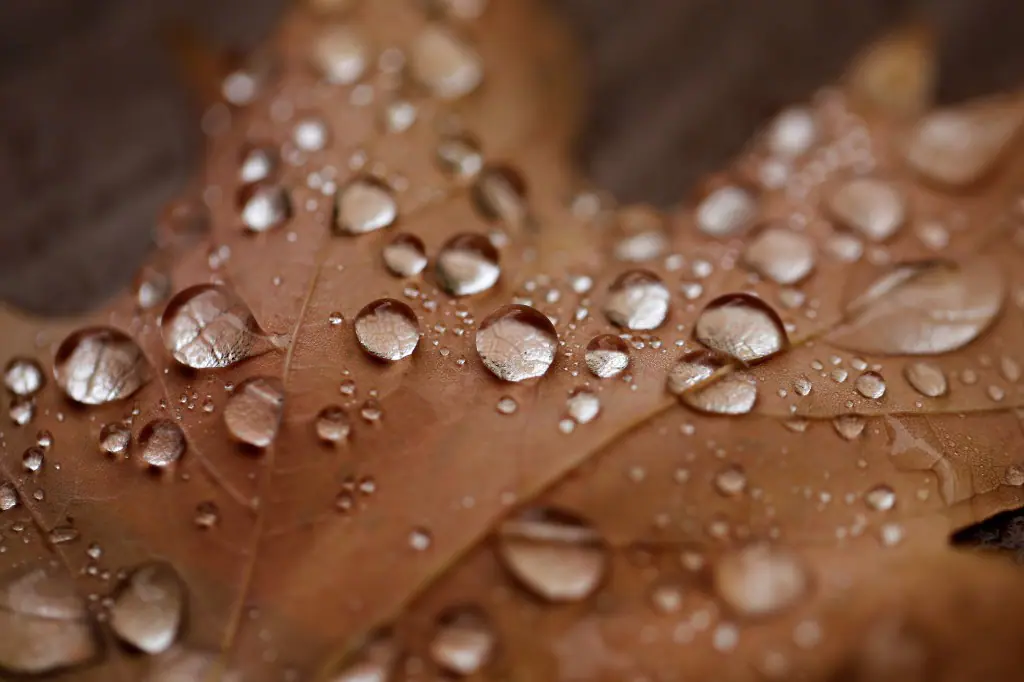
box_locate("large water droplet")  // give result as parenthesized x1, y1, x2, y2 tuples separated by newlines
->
(382, 234, 427, 277)
(475, 305, 557, 382)
(714, 545, 809, 617)
(161, 285, 259, 369)
(224, 377, 285, 448)
(696, 185, 757, 237)
(435, 234, 501, 296)
(54, 328, 150, 405)
(354, 299, 421, 361)
(410, 25, 483, 100)
(335, 178, 397, 235)
(4, 358, 43, 397)
(826, 177, 905, 242)
(584, 334, 630, 379)
(604, 270, 670, 330)
(109, 562, 184, 654)
(139, 420, 186, 468)
(429, 607, 495, 676)
(315, 406, 351, 444)
(666, 351, 721, 396)
(0, 564, 99, 674)
(312, 25, 368, 85)
(902, 361, 947, 397)
(680, 372, 758, 415)
(497, 508, 606, 602)
(855, 371, 887, 400)
(695, 294, 787, 363)
(742, 227, 815, 285)
(238, 183, 291, 232)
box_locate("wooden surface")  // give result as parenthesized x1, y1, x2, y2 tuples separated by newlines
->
(0, 0, 1022, 314)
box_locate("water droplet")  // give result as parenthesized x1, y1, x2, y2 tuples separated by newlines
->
(495, 396, 518, 415)
(879, 522, 904, 547)
(4, 357, 44, 396)
(667, 351, 720, 396)
(9, 399, 34, 426)
(139, 420, 186, 468)
(0, 564, 99, 674)
(382, 234, 427, 277)
(429, 607, 495, 676)
(696, 185, 756, 237)
(143, 647, 225, 682)
(54, 328, 149, 405)
(0, 483, 16, 511)
(865, 485, 896, 511)
(99, 423, 131, 456)
(315, 406, 351, 443)
(354, 299, 421, 361)
(312, 25, 368, 84)
(604, 270, 670, 330)
(475, 305, 558, 382)
(110, 562, 184, 654)
(714, 465, 748, 496)
(21, 447, 44, 473)
(584, 334, 630, 379)
(855, 371, 887, 400)
(833, 414, 866, 441)
(436, 135, 483, 180)
(193, 501, 219, 529)
(435, 233, 501, 296)
(902, 361, 947, 398)
(826, 177, 905, 242)
(335, 178, 397, 235)
(742, 227, 815, 285)
(382, 99, 417, 133)
(239, 145, 276, 184)
(161, 285, 259, 369)
(134, 266, 172, 310)
(714, 545, 809, 617)
(497, 508, 606, 602)
(566, 389, 600, 425)
(1005, 465, 1024, 487)
(766, 107, 817, 157)
(695, 294, 787, 363)
(681, 372, 758, 416)
(410, 25, 482, 100)
(471, 166, 527, 225)
(224, 377, 285, 448)
(409, 527, 433, 551)
(238, 183, 291, 232)
(326, 631, 398, 682)
(292, 117, 329, 152)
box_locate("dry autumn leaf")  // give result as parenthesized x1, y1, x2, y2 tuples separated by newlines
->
(2, 1, 1024, 680)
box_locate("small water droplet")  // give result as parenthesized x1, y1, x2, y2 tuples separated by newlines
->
(326, 631, 398, 682)
(681, 372, 758, 416)
(714, 545, 809, 617)
(584, 334, 630, 379)
(1005, 465, 1024, 487)
(667, 351, 720, 396)
(0, 483, 17, 511)
(905, 106, 1023, 187)
(766, 107, 817, 157)
(312, 25, 368, 84)
(4, 357, 44, 396)
(604, 270, 670, 330)
(354, 299, 421, 361)
(315, 406, 351, 443)
(827, 177, 905, 242)
(436, 135, 483, 180)
(99, 423, 131, 456)
(335, 178, 397, 235)
(109, 562, 184, 654)
(224, 377, 285, 448)
(238, 183, 291, 232)
(566, 389, 600, 425)
(865, 485, 896, 511)
(471, 166, 527, 225)
(360, 399, 383, 422)
(292, 117, 329, 151)
(161, 285, 259, 369)
(139, 420, 186, 468)
(833, 414, 866, 441)
(134, 266, 172, 310)
(429, 607, 495, 676)
(239, 145, 277, 184)
(495, 396, 518, 415)
(382, 234, 427, 277)
(9, 398, 34, 426)
(696, 185, 756, 237)
(695, 294, 787, 364)
(409, 527, 433, 551)
(742, 226, 815, 285)
(475, 305, 558, 382)
(435, 233, 501, 296)
(902, 361, 947, 397)
(714, 465, 748, 496)
(497, 508, 606, 602)
(879, 522, 904, 547)
(410, 25, 482, 100)
(22, 447, 44, 473)
(194, 501, 219, 529)
(54, 328, 150, 405)
(855, 371, 887, 400)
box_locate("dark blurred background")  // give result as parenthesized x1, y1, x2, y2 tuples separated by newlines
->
(0, 0, 1022, 314)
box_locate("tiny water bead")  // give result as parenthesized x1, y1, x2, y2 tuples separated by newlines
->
(903, 361, 948, 398)
(435, 233, 501, 296)
(4, 357, 44, 396)
(429, 607, 496, 676)
(139, 420, 186, 468)
(109, 562, 184, 654)
(714, 545, 810, 618)
(99, 423, 131, 456)
(695, 294, 787, 364)
(382, 234, 428, 277)
(496, 508, 606, 602)
(311, 25, 368, 85)
(224, 377, 285, 448)
(826, 177, 905, 242)
(696, 185, 757, 237)
(354, 299, 421, 361)
(410, 24, 483, 100)
(54, 328, 150, 405)
(742, 226, 815, 285)
(335, 178, 397, 235)
(604, 270, 670, 330)
(475, 305, 558, 382)
(238, 182, 292, 232)
(315, 406, 352, 443)
(584, 334, 630, 379)
(855, 371, 887, 400)
(161, 285, 259, 370)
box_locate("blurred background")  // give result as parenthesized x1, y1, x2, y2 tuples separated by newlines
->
(0, 0, 1022, 314)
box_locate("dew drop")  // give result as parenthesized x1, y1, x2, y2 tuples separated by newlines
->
(410, 25, 482, 100)
(714, 545, 809, 618)
(1005, 465, 1024, 487)
(435, 233, 501, 296)
(312, 25, 368, 85)
(714, 465, 748, 497)
(139, 420, 186, 468)
(9, 399, 34, 426)
(436, 135, 483, 180)
(4, 358, 44, 397)
(193, 502, 220, 529)
(566, 389, 600, 425)
(99, 423, 131, 456)
(109, 562, 184, 655)
(475, 305, 558, 382)
(766, 107, 817, 157)
(471, 166, 527, 225)
(224, 377, 285, 448)
(681, 372, 758, 416)
(327, 631, 398, 682)
(902, 361, 948, 398)
(292, 117, 329, 152)
(54, 328, 149, 405)
(239, 145, 277, 184)
(22, 447, 44, 473)
(826, 177, 905, 242)
(354, 299, 421, 361)
(584, 334, 630, 379)
(604, 270, 670, 330)
(238, 183, 291, 232)
(429, 607, 495, 676)
(696, 185, 756, 237)
(409, 527, 433, 551)
(695, 294, 787, 363)
(382, 234, 427, 277)
(134, 266, 172, 310)
(497, 508, 606, 602)
(833, 414, 866, 441)
(315, 406, 351, 443)
(143, 647, 225, 682)
(666, 351, 720, 396)
(495, 396, 518, 415)
(855, 371, 887, 400)
(742, 227, 815, 285)
(161, 285, 259, 370)
(865, 485, 896, 511)
(0, 483, 16, 512)
(335, 178, 397, 235)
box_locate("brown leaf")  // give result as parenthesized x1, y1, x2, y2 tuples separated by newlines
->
(2, 1, 1024, 680)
